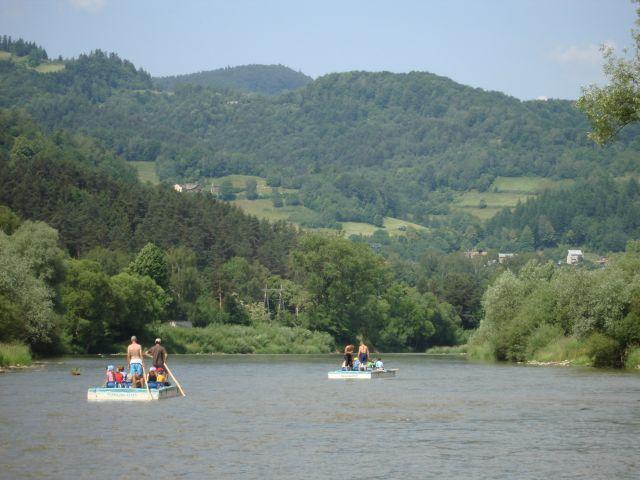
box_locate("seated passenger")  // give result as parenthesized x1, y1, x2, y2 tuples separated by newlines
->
(353, 358, 361, 371)
(114, 365, 124, 387)
(119, 366, 129, 387)
(147, 367, 158, 388)
(367, 360, 375, 370)
(374, 358, 384, 370)
(105, 365, 116, 388)
(156, 368, 167, 386)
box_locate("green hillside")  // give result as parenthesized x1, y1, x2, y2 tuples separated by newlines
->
(0, 36, 63, 73)
(0, 109, 463, 357)
(1, 41, 639, 252)
(198, 174, 427, 237)
(451, 176, 574, 219)
(154, 64, 312, 95)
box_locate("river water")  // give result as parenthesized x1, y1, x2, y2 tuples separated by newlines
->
(1, 355, 639, 479)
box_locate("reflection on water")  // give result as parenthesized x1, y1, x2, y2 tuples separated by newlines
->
(1, 355, 640, 479)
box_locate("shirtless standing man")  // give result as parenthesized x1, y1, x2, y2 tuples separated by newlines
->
(357, 341, 369, 365)
(127, 336, 145, 388)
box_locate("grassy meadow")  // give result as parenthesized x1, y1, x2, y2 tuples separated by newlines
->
(210, 174, 428, 237)
(231, 198, 305, 222)
(130, 161, 160, 185)
(126, 170, 573, 234)
(453, 176, 572, 219)
(491, 176, 573, 193)
(34, 62, 65, 73)
(0, 50, 66, 73)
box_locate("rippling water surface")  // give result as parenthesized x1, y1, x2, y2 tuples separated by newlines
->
(1, 355, 640, 479)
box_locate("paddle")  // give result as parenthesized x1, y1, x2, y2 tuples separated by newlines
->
(164, 363, 186, 397)
(141, 364, 153, 400)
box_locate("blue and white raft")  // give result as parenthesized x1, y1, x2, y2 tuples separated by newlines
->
(327, 369, 398, 380)
(87, 385, 180, 402)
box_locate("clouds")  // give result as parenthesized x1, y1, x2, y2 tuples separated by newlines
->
(551, 41, 616, 66)
(70, 0, 106, 13)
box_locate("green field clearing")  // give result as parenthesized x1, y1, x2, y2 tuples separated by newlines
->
(457, 206, 504, 220)
(340, 218, 426, 237)
(455, 191, 534, 208)
(453, 191, 531, 220)
(454, 176, 574, 220)
(231, 198, 427, 237)
(491, 176, 573, 193)
(158, 172, 578, 229)
(130, 161, 160, 185)
(210, 175, 265, 188)
(11, 55, 29, 65)
(35, 62, 65, 73)
(0, 51, 66, 73)
(209, 175, 297, 195)
(340, 222, 380, 236)
(383, 217, 428, 233)
(231, 198, 308, 223)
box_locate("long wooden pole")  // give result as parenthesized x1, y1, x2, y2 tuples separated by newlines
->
(141, 364, 153, 400)
(164, 363, 186, 397)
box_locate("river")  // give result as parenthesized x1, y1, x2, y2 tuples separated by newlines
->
(1, 355, 639, 479)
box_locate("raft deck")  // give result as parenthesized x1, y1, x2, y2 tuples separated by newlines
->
(327, 369, 398, 379)
(87, 385, 179, 402)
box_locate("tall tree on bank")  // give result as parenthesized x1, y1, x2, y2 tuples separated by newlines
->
(577, 2, 640, 144)
(127, 243, 169, 290)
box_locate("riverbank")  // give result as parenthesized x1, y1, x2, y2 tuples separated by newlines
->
(426, 337, 640, 370)
(157, 323, 334, 354)
(467, 334, 640, 370)
(0, 342, 31, 368)
(425, 345, 468, 355)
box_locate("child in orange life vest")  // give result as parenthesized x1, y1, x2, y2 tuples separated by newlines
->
(114, 365, 126, 387)
(156, 368, 167, 386)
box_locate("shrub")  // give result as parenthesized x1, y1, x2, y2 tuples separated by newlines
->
(157, 323, 334, 354)
(531, 336, 590, 365)
(624, 347, 640, 369)
(425, 345, 468, 354)
(0, 342, 32, 367)
(526, 324, 564, 359)
(585, 333, 621, 367)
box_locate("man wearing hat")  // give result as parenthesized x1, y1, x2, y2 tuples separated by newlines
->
(145, 338, 168, 370)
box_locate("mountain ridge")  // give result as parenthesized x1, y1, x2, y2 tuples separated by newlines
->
(154, 64, 312, 95)
(1, 41, 639, 252)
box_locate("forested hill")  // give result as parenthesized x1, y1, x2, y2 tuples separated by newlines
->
(154, 64, 313, 95)
(1, 44, 639, 242)
(0, 109, 464, 356)
(0, 110, 296, 273)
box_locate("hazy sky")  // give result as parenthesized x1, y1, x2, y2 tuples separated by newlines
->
(0, 0, 636, 99)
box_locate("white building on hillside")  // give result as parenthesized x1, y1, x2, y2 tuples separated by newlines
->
(173, 183, 201, 193)
(567, 249, 583, 265)
(498, 253, 515, 264)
